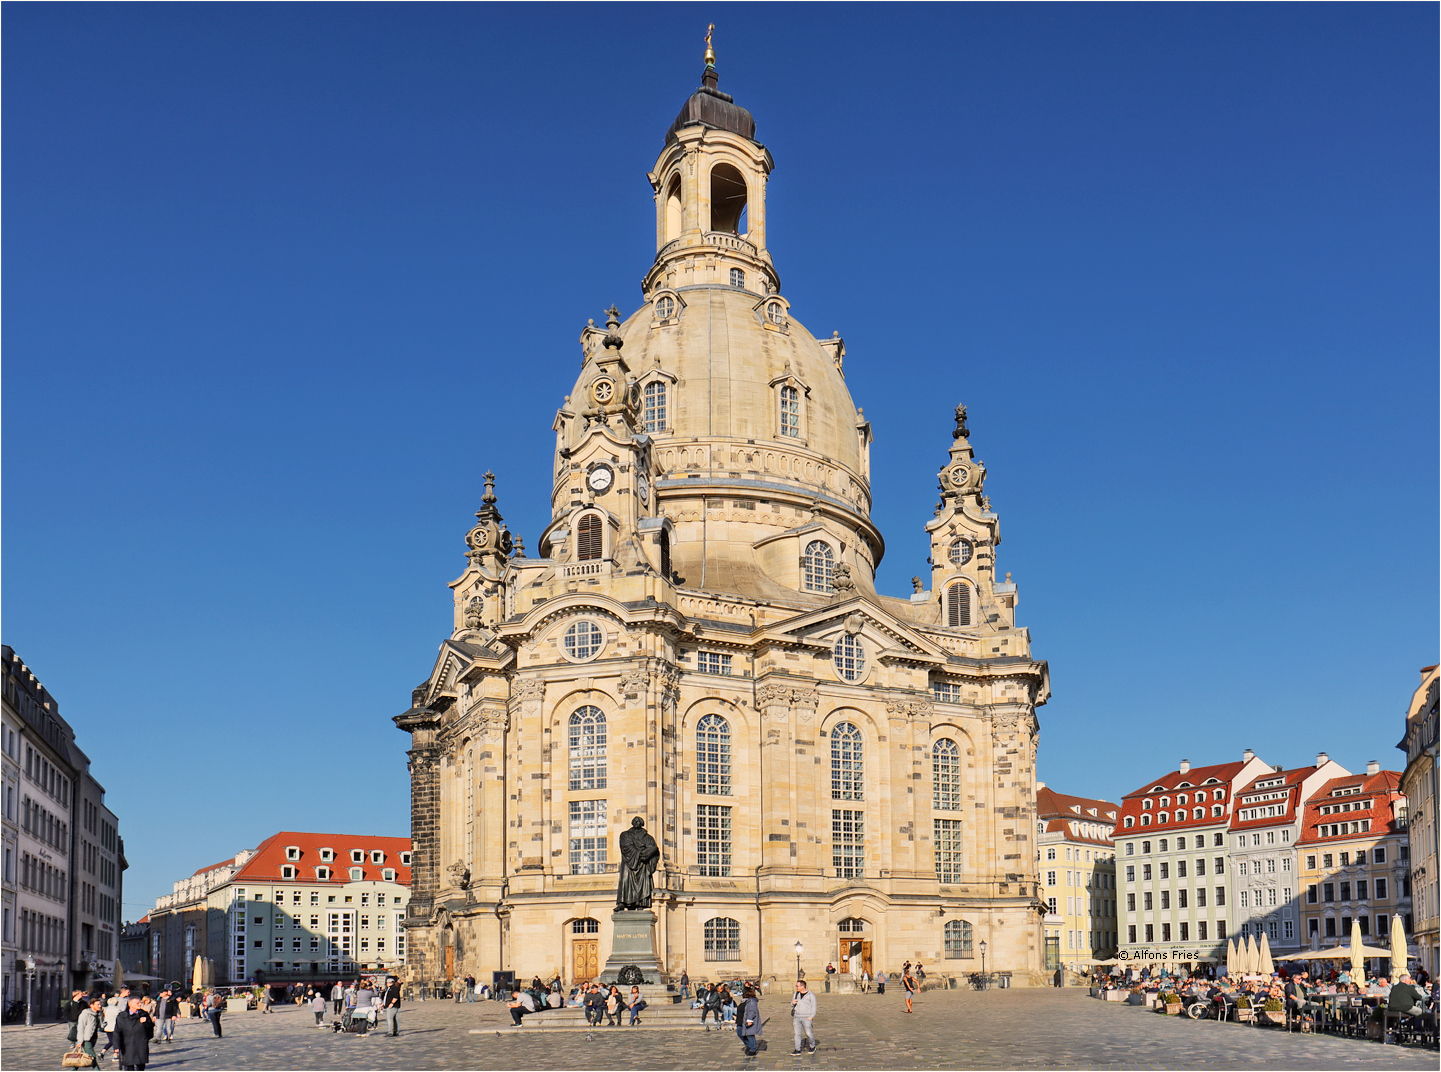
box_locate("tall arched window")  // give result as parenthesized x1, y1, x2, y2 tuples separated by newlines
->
(933, 739, 961, 810)
(658, 529, 671, 578)
(780, 385, 801, 438)
(944, 919, 974, 959)
(568, 707, 607, 790)
(730, 267, 747, 288)
(576, 514, 603, 561)
(665, 175, 682, 242)
(644, 381, 667, 432)
(696, 714, 731, 795)
(703, 917, 741, 961)
(946, 582, 971, 627)
(830, 722, 863, 800)
(803, 540, 833, 593)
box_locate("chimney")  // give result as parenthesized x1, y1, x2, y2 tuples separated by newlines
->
(1366, 760, 1379, 776)
(1316, 752, 1329, 767)
(1178, 759, 1190, 774)
(1242, 748, 1255, 763)
(1036, 781, 1046, 790)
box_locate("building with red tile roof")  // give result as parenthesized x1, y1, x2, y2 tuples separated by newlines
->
(1036, 786, 1119, 967)
(1296, 766, 1411, 950)
(1226, 754, 1349, 958)
(145, 831, 412, 988)
(1116, 751, 1274, 967)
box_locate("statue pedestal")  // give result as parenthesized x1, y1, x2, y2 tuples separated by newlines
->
(598, 909, 665, 988)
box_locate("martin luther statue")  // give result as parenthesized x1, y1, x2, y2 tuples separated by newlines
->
(616, 816, 660, 910)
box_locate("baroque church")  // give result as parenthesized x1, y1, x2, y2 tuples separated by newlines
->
(396, 42, 1051, 988)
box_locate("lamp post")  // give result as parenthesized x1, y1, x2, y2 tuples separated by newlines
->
(979, 941, 988, 991)
(794, 941, 804, 981)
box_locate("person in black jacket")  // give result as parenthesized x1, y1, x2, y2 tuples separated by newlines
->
(115, 997, 155, 1071)
(382, 975, 402, 1037)
(1388, 974, 1436, 1029)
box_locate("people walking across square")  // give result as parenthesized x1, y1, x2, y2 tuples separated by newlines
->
(115, 995, 155, 1071)
(790, 979, 817, 1054)
(736, 984, 762, 1057)
(903, 966, 917, 1013)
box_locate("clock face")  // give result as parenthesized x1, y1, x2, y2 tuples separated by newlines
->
(637, 475, 650, 505)
(950, 466, 969, 487)
(587, 465, 614, 493)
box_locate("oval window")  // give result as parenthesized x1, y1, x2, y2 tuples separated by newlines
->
(657, 296, 675, 320)
(833, 635, 866, 681)
(563, 620, 605, 661)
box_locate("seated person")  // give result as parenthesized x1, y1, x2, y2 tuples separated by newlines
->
(508, 989, 537, 1026)
(1387, 975, 1435, 1030)
(1284, 974, 1320, 1019)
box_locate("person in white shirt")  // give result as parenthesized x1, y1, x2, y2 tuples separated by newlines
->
(790, 980, 818, 1055)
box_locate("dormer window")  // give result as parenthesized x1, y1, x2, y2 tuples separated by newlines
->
(382, 868, 397, 882)
(656, 295, 676, 320)
(281, 865, 296, 879)
(766, 301, 785, 325)
(319, 848, 334, 862)
(643, 381, 667, 433)
(1159, 797, 1170, 807)
(350, 850, 365, 864)
(803, 540, 835, 594)
(370, 850, 385, 864)
(285, 846, 300, 861)
(400, 852, 412, 866)
(349, 867, 363, 881)
(315, 867, 331, 880)
(780, 385, 800, 437)
(1142, 799, 1152, 810)
(1176, 794, 1187, 805)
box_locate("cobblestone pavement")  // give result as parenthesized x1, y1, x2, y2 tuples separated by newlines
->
(2, 990, 1435, 1071)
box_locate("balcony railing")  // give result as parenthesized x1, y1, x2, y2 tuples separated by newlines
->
(704, 231, 757, 256)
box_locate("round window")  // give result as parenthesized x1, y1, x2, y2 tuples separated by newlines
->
(833, 635, 866, 682)
(563, 620, 605, 661)
(656, 296, 675, 320)
(949, 539, 973, 565)
(767, 301, 785, 325)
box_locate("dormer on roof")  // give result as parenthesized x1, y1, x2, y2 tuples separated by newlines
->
(284, 845, 301, 861)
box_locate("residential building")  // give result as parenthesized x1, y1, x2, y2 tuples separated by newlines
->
(1036, 785, 1118, 970)
(72, 766, 123, 991)
(1397, 664, 1438, 978)
(4, 647, 78, 1019)
(1, 678, 20, 1010)
(1227, 755, 1349, 958)
(396, 39, 1051, 992)
(1117, 752, 1273, 964)
(147, 832, 412, 987)
(119, 917, 149, 978)
(1297, 765, 1412, 949)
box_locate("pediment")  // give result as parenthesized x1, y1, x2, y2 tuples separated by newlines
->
(423, 639, 509, 703)
(763, 597, 948, 663)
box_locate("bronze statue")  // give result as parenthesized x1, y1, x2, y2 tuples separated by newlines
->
(616, 816, 660, 910)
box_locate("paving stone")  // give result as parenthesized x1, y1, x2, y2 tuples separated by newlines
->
(1, 990, 1435, 1070)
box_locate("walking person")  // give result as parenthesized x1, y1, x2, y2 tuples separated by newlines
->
(790, 979, 817, 1055)
(679, 970, 690, 1001)
(208, 990, 226, 1037)
(65, 989, 87, 1047)
(330, 981, 343, 1015)
(464, 974, 477, 1003)
(903, 966, 917, 1013)
(155, 989, 178, 1043)
(114, 996, 155, 1072)
(736, 984, 762, 1057)
(876, 969, 887, 996)
(382, 975, 403, 1037)
(100, 994, 124, 1062)
(310, 989, 327, 1026)
(76, 996, 104, 1069)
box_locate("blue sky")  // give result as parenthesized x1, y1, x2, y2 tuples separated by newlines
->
(4, 3, 1435, 920)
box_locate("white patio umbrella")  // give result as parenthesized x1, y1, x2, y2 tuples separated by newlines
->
(1257, 931, 1274, 976)
(1389, 915, 1409, 976)
(1348, 920, 1365, 986)
(1224, 937, 1239, 976)
(1241, 933, 1256, 975)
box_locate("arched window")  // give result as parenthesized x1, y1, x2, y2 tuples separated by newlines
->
(944, 919, 974, 959)
(703, 917, 741, 961)
(696, 714, 731, 795)
(946, 582, 972, 627)
(644, 381, 667, 432)
(571, 918, 600, 934)
(568, 706, 606, 791)
(837, 917, 867, 932)
(933, 739, 961, 810)
(803, 540, 833, 593)
(1123, 816, 1134, 828)
(730, 267, 746, 288)
(767, 301, 785, 325)
(833, 635, 865, 682)
(710, 164, 748, 233)
(576, 513, 603, 561)
(664, 175, 682, 242)
(658, 529, 671, 578)
(949, 538, 973, 565)
(1140, 815, 1151, 826)
(655, 296, 676, 321)
(780, 384, 801, 438)
(830, 721, 863, 800)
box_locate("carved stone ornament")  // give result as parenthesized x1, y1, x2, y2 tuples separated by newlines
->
(446, 860, 471, 890)
(756, 684, 792, 708)
(843, 613, 865, 635)
(464, 597, 485, 630)
(833, 561, 856, 594)
(592, 378, 616, 405)
(511, 678, 546, 703)
(620, 668, 651, 696)
(885, 699, 932, 721)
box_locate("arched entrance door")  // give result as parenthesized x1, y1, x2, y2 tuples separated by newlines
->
(837, 917, 872, 976)
(571, 918, 600, 983)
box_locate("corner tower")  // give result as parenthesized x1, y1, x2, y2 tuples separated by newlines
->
(398, 33, 1050, 994)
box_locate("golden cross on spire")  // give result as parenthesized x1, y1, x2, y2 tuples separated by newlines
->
(704, 23, 716, 66)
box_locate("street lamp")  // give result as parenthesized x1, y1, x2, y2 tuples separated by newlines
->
(979, 941, 988, 991)
(794, 941, 804, 981)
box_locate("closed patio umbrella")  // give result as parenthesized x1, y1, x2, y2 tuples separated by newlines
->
(1389, 915, 1408, 976)
(1348, 920, 1365, 986)
(1241, 934, 1255, 975)
(1257, 931, 1274, 976)
(1224, 938, 1238, 976)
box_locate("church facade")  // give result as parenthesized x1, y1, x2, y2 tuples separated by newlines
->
(396, 48, 1052, 988)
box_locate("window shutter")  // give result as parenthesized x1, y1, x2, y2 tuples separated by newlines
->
(947, 583, 971, 627)
(577, 514, 602, 561)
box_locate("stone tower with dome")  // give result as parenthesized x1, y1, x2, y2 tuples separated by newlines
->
(395, 41, 1051, 989)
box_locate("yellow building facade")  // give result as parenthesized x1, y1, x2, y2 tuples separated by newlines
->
(396, 47, 1051, 990)
(1036, 786, 1118, 971)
